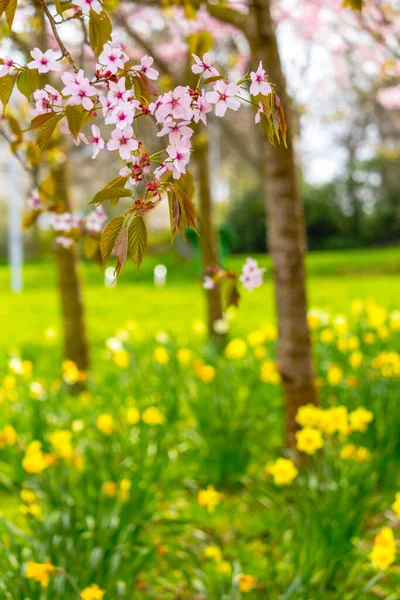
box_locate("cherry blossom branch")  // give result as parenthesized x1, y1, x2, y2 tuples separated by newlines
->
(39, 0, 78, 72)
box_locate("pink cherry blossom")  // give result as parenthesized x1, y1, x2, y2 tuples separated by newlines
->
(155, 86, 193, 123)
(62, 70, 97, 111)
(107, 78, 133, 106)
(73, 0, 102, 15)
(240, 257, 265, 292)
(105, 101, 135, 129)
(133, 55, 159, 80)
(250, 62, 272, 97)
(32, 86, 63, 115)
(28, 49, 60, 74)
(157, 119, 193, 143)
(27, 190, 42, 211)
(56, 236, 75, 249)
(193, 90, 212, 125)
(203, 276, 215, 290)
(107, 125, 139, 160)
(98, 43, 126, 75)
(0, 58, 16, 77)
(86, 206, 107, 233)
(166, 140, 191, 178)
(191, 53, 219, 77)
(206, 80, 241, 117)
(255, 101, 263, 124)
(90, 124, 105, 158)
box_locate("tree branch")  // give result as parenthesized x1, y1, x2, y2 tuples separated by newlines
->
(39, 0, 78, 71)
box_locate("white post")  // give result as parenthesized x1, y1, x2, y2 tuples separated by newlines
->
(8, 155, 23, 292)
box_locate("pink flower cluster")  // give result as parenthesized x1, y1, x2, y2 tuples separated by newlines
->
(26, 190, 106, 247)
(239, 257, 266, 291)
(14, 43, 272, 190)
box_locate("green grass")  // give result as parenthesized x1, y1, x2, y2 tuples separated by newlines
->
(1, 247, 399, 360)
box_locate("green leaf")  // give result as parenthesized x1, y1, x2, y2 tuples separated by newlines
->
(90, 186, 132, 206)
(83, 236, 99, 260)
(35, 113, 63, 151)
(17, 68, 40, 101)
(128, 215, 147, 273)
(167, 189, 180, 242)
(176, 187, 197, 231)
(89, 9, 112, 57)
(65, 105, 84, 139)
(100, 216, 123, 264)
(104, 175, 129, 189)
(5, 0, 17, 30)
(53, 0, 73, 14)
(0, 73, 16, 111)
(26, 112, 60, 132)
(225, 280, 240, 308)
(113, 225, 128, 276)
(0, 0, 6, 18)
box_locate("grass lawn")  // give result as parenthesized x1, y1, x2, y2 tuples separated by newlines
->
(1, 246, 399, 359)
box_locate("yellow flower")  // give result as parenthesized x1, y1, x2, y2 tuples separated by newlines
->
(340, 444, 357, 459)
(351, 299, 364, 316)
(80, 584, 106, 600)
(216, 561, 231, 574)
(21, 502, 42, 518)
(204, 546, 222, 561)
(62, 360, 82, 385)
(296, 427, 324, 455)
(254, 346, 267, 360)
(349, 351, 363, 369)
(22, 441, 49, 474)
(96, 414, 114, 435)
(224, 339, 247, 360)
(177, 348, 192, 366)
(113, 350, 129, 368)
(21, 489, 36, 505)
(126, 407, 140, 425)
(296, 404, 325, 429)
(25, 560, 57, 588)
(49, 430, 73, 460)
(349, 408, 374, 432)
(0, 424, 17, 447)
(265, 458, 298, 486)
(392, 492, 400, 518)
(324, 406, 349, 436)
(356, 447, 370, 462)
(369, 527, 396, 570)
(320, 329, 334, 344)
(154, 346, 169, 365)
(195, 363, 216, 383)
(102, 482, 117, 497)
(198, 485, 222, 513)
(363, 332, 375, 344)
(119, 478, 131, 501)
(3, 375, 16, 390)
(247, 330, 266, 348)
(260, 360, 279, 384)
(327, 364, 343, 386)
(236, 573, 256, 593)
(390, 311, 400, 331)
(142, 407, 165, 425)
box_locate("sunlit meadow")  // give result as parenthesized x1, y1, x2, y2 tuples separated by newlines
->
(1, 279, 400, 599)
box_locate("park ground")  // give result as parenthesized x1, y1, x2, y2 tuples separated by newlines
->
(1, 245, 400, 599)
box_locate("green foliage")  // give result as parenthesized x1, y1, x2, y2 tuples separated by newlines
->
(0, 295, 399, 597)
(16, 68, 40, 101)
(128, 216, 148, 273)
(88, 9, 112, 57)
(0, 73, 16, 111)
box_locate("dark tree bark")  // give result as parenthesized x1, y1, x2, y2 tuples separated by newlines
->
(247, 0, 319, 451)
(52, 161, 90, 372)
(193, 130, 226, 344)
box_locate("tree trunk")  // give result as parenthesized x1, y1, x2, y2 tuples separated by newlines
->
(249, 0, 318, 452)
(193, 131, 226, 345)
(52, 161, 89, 372)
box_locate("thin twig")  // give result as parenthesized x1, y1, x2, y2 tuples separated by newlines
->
(39, 0, 78, 72)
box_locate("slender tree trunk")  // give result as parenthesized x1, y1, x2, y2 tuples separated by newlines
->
(52, 160, 90, 372)
(193, 130, 226, 344)
(33, 0, 89, 373)
(249, 0, 318, 452)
